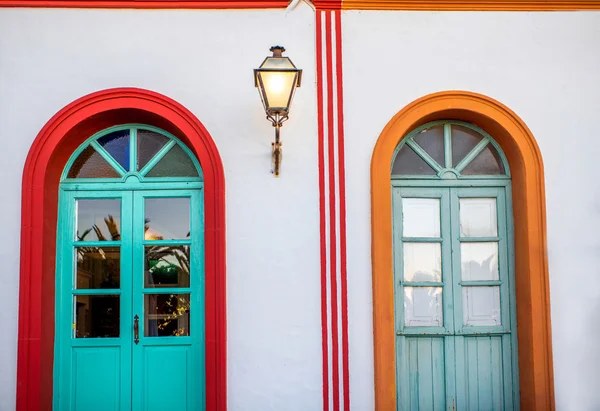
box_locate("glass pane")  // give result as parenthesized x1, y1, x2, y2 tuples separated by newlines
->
(392, 145, 436, 175)
(76, 247, 120, 289)
(67, 146, 121, 179)
(462, 144, 504, 175)
(144, 198, 190, 240)
(451, 125, 482, 167)
(404, 287, 443, 327)
(402, 198, 440, 238)
(97, 129, 130, 171)
(145, 246, 190, 288)
(413, 126, 444, 166)
(138, 129, 169, 171)
(74, 295, 120, 338)
(461, 242, 499, 281)
(459, 198, 497, 237)
(146, 144, 199, 177)
(462, 286, 501, 326)
(145, 294, 190, 337)
(403, 243, 442, 282)
(258, 71, 298, 109)
(76, 199, 121, 241)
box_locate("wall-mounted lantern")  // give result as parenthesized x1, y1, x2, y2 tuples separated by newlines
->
(254, 45, 302, 177)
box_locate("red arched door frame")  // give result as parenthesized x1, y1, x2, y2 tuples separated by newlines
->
(16, 88, 226, 411)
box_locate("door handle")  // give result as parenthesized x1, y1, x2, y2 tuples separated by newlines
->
(134, 315, 139, 344)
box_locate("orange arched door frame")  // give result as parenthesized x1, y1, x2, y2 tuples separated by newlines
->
(16, 88, 227, 411)
(371, 91, 554, 410)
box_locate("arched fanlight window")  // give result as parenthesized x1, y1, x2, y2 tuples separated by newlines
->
(391, 120, 509, 178)
(63, 125, 203, 181)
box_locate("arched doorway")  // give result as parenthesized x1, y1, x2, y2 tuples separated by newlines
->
(16, 89, 226, 411)
(391, 120, 518, 409)
(55, 125, 204, 409)
(371, 91, 554, 410)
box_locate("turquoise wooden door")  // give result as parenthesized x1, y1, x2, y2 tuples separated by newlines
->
(391, 121, 519, 410)
(54, 126, 205, 410)
(131, 190, 204, 411)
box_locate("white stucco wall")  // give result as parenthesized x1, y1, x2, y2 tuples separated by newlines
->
(2, 6, 600, 411)
(0, 5, 320, 411)
(342, 10, 600, 411)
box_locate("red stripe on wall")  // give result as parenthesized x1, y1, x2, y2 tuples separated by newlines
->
(316, 11, 330, 411)
(325, 12, 341, 411)
(334, 9, 350, 411)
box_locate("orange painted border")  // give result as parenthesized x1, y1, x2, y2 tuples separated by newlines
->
(342, 0, 600, 10)
(371, 91, 554, 411)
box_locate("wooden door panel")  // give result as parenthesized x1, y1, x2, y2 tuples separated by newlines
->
(141, 345, 193, 411)
(455, 335, 512, 411)
(72, 347, 122, 411)
(399, 337, 446, 411)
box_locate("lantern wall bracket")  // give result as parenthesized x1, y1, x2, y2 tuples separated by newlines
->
(266, 112, 288, 177)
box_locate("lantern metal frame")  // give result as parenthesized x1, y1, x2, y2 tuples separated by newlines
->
(254, 45, 302, 177)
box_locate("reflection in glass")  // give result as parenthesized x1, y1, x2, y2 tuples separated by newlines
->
(74, 295, 120, 338)
(392, 145, 436, 175)
(146, 144, 199, 177)
(459, 198, 497, 237)
(145, 246, 190, 288)
(138, 129, 169, 171)
(462, 286, 501, 326)
(413, 126, 444, 166)
(76, 199, 121, 241)
(404, 287, 443, 327)
(462, 145, 504, 175)
(402, 198, 440, 238)
(76, 247, 120, 289)
(144, 198, 190, 240)
(461, 242, 499, 281)
(67, 146, 121, 179)
(97, 129, 130, 171)
(144, 294, 190, 337)
(403, 243, 442, 282)
(451, 125, 482, 167)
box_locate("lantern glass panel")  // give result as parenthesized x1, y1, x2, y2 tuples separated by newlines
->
(261, 57, 296, 70)
(258, 71, 298, 110)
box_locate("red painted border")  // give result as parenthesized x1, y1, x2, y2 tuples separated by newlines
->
(313, 0, 342, 10)
(0, 0, 287, 8)
(333, 10, 350, 411)
(316, 11, 330, 411)
(325, 12, 341, 411)
(16, 88, 227, 411)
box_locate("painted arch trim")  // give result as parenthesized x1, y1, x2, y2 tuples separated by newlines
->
(371, 90, 555, 411)
(16, 87, 227, 411)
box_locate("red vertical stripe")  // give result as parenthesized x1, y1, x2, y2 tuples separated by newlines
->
(316, 11, 330, 411)
(325, 12, 340, 411)
(334, 10, 351, 411)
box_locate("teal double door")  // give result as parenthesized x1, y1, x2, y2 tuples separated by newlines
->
(55, 188, 204, 411)
(393, 185, 519, 410)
